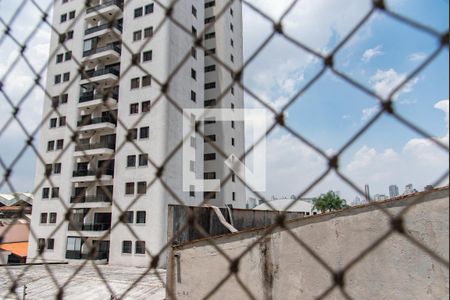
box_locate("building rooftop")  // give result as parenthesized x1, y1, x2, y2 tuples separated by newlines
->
(0, 242, 28, 258)
(0, 264, 166, 299)
(0, 193, 33, 207)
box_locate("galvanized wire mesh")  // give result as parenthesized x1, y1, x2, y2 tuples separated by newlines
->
(0, 0, 449, 299)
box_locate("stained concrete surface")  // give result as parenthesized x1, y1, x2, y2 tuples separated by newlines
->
(0, 264, 166, 299)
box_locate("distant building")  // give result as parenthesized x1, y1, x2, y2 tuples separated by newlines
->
(389, 185, 400, 198)
(424, 185, 434, 191)
(0, 194, 32, 264)
(374, 194, 388, 202)
(247, 197, 258, 209)
(404, 184, 416, 195)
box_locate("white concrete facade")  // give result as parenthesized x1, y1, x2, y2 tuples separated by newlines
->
(28, 0, 245, 267)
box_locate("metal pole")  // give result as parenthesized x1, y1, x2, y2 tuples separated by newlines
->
(22, 284, 27, 300)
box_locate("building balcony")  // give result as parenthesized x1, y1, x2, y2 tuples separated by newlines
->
(77, 116, 116, 132)
(74, 142, 115, 157)
(84, 22, 122, 41)
(72, 168, 114, 183)
(70, 194, 112, 204)
(78, 88, 119, 110)
(80, 67, 119, 85)
(65, 250, 109, 261)
(85, 0, 123, 21)
(82, 44, 121, 65)
(67, 223, 111, 238)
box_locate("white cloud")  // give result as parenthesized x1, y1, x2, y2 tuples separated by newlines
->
(361, 106, 380, 121)
(408, 52, 427, 62)
(243, 0, 372, 109)
(369, 68, 419, 99)
(361, 45, 384, 63)
(264, 100, 449, 200)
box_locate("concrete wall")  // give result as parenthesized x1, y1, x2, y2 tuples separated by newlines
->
(167, 188, 449, 299)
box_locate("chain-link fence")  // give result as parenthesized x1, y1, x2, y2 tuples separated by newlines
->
(0, 0, 449, 299)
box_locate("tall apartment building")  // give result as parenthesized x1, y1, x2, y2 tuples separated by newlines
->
(389, 185, 399, 198)
(28, 0, 245, 267)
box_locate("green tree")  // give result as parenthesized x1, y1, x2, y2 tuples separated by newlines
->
(313, 191, 348, 213)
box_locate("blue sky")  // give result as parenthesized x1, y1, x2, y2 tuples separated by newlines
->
(0, 0, 448, 203)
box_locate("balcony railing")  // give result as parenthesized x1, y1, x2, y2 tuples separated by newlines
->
(65, 250, 109, 260)
(86, 0, 123, 14)
(85, 22, 123, 36)
(77, 115, 117, 127)
(79, 88, 119, 103)
(68, 223, 111, 231)
(72, 168, 114, 177)
(83, 44, 121, 58)
(70, 194, 113, 204)
(81, 67, 120, 80)
(75, 142, 115, 152)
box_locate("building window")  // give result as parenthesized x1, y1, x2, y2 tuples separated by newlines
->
(54, 163, 62, 174)
(127, 155, 136, 167)
(60, 14, 67, 23)
(133, 30, 142, 41)
(49, 213, 57, 224)
(205, 82, 216, 90)
(136, 211, 146, 224)
(45, 164, 52, 176)
(40, 213, 48, 224)
(142, 75, 152, 87)
(134, 7, 143, 18)
(122, 241, 132, 254)
(205, 99, 217, 107)
(140, 127, 149, 139)
(56, 54, 64, 63)
(232, 192, 236, 201)
(130, 103, 139, 114)
(205, 32, 216, 40)
(189, 185, 195, 197)
(42, 188, 50, 199)
(232, 173, 236, 182)
(190, 136, 196, 148)
(59, 116, 66, 127)
(142, 101, 151, 113)
(67, 30, 74, 40)
(205, 135, 216, 143)
(191, 47, 197, 59)
(230, 8, 234, 16)
(135, 241, 146, 254)
(145, 3, 154, 14)
(50, 118, 57, 128)
(231, 39, 234, 47)
(191, 91, 197, 102)
(231, 121, 235, 129)
(204, 192, 216, 200)
(61, 94, 68, 103)
(204, 153, 216, 161)
(230, 23, 234, 32)
(144, 27, 153, 38)
(192, 6, 197, 17)
(56, 139, 64, 150)
(47, 141, 55, 151)
(128, 128, 138, 140)
(38, 239, 46, 251)
(125, 183, 135, 195)
(190, 160, 195, 172)
(205, 48, 216, 56)
(131, 78, 140, 89)
(137, 182, 147, 195)
(63, 72, 70, 82)
(205, 1, 216, 8)
(204, 172, 216, 180)
(205, 17, 215, 24)
(125, 211, 134, 223)
(231, 138, 235, 146)
(69, 10, 75, 19)
(191, 69, 197, 80)
(132, 53, 140, 64)
(139, 154, 148, 166)
(51, 187, 59, 198)
(191, 26, 197, 37)
(143, 50, 153, 62)
(65, 51, 72, 61)
(231, 55, 234, 63)
(47, 239, 55, 250)
(54, 75, 61, 84)
(205, 65, 216, 73)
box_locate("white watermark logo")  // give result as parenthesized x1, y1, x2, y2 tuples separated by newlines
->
(183, 109, 268, 193)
